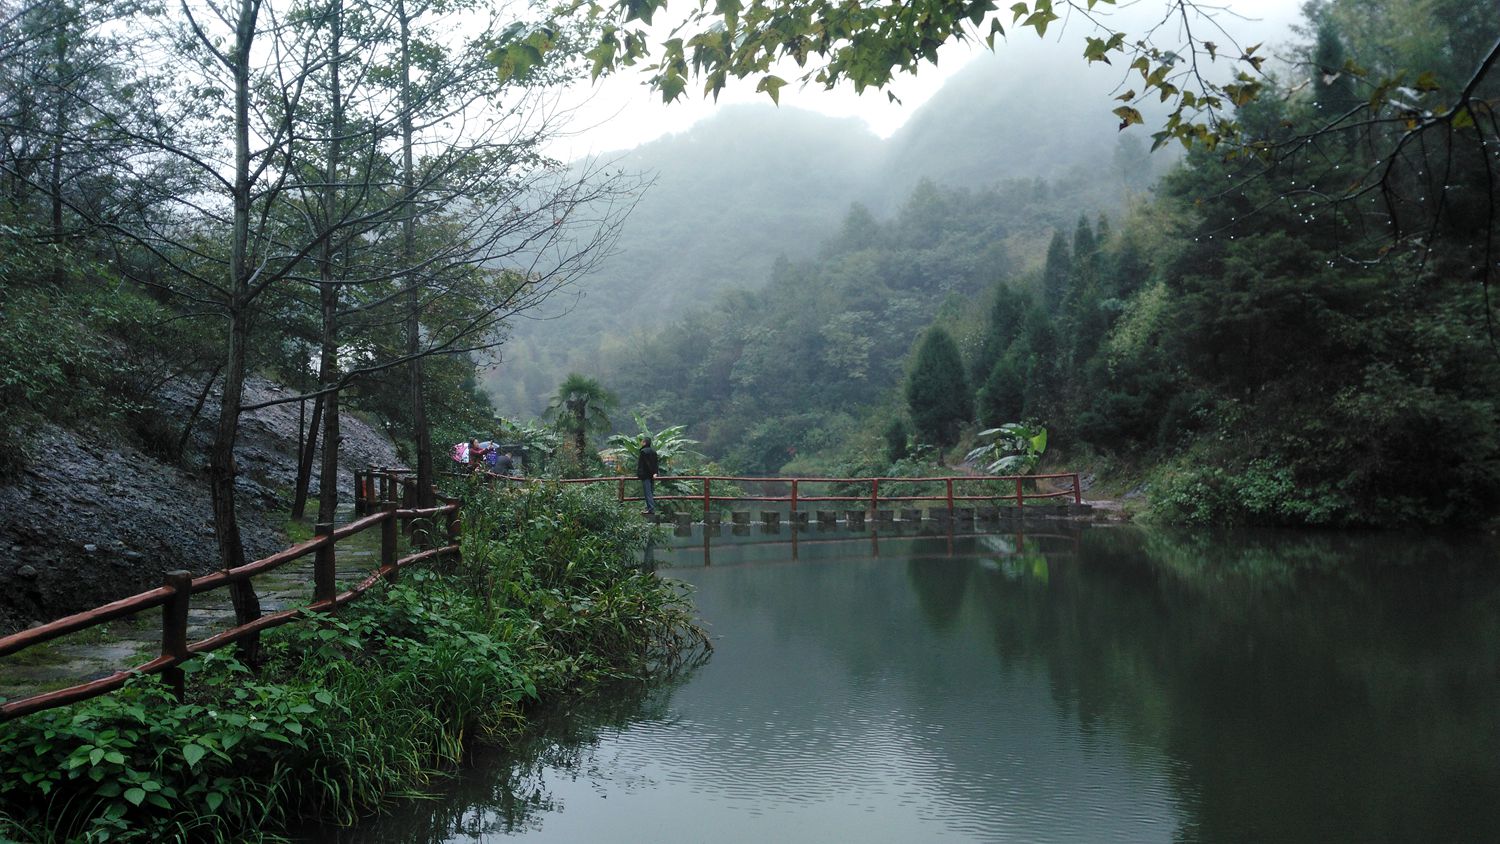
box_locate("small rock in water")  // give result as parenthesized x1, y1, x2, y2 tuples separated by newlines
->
(84, 544, 98, 553)
(17, 565, 38, 578)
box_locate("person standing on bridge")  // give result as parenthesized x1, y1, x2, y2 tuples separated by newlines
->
(636, 436, 660, 516)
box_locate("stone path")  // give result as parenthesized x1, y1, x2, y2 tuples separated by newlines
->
(0, 508, 386, 704)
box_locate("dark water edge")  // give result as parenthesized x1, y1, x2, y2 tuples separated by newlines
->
(317, 523, 1500, 843)
(297, 677, 697, 843)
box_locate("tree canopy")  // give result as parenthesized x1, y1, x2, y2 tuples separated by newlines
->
(906, 326, 972, 452)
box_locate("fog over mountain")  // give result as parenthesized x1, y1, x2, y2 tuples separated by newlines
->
(487, 49, 1167, 416)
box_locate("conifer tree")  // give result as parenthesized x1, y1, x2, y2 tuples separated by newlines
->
(905, 326, 971, 453)
(977, 351, 1026, 427)
(1041, 230, 1072, 314)
(971, 286, 1029, 388)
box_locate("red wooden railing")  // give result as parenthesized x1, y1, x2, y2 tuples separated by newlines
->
(0, 495, 460, 723)
(478, 472, 1083, 513)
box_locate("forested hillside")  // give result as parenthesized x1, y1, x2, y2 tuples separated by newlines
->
(592, 0, 1500, 528)
(606, 176, 1100, 473)
(487, 106, 882, 413)
(489, 50, 1161, 415)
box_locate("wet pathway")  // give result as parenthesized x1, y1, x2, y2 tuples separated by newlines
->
(0, 507, 385, 702)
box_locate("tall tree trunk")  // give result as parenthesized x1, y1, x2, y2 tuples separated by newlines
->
(290, 394, 323, 519)
(214, 0, 263, 662)
(48, 9, 70, 285)
(399, 0, 436, 509)
(315, 0, 344, 527)
(409, 291, 435, 505)
(573, 405, 587, 463)
(317, 294, 340, 525)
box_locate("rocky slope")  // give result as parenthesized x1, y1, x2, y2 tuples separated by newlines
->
(0, 376, 403, 634)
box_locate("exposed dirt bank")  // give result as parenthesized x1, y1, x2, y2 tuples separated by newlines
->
(0, 376, 403, 635)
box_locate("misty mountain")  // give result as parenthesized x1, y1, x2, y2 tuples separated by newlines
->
(487, 50, 1167, 416)
(872, 46, 1165, 210)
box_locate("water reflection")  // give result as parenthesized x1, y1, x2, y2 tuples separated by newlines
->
(330, 524, 1500, 843)
(310, 680, 696, 843)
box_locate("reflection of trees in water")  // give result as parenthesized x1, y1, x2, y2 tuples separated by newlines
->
(904, 532, 1069, 631)
(905, 555, 971, 631)
(966, 526, 1500, 843)
(320, 670, 702, 843)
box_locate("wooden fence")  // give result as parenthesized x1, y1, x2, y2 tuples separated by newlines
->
(469, 471, 1084, 513)
(5, 467, 1084, 722)
(0, 495, 460, 723)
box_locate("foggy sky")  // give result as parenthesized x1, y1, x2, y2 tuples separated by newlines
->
(550, 0, 1307, 161)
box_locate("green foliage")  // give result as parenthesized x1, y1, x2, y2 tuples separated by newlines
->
(1041, 229, 1071, 314)
(546, 373, 618, 468)
(976, 348, 1027, 428)
(603, 413, 703, 470)
(560, 0, 1294, 158)
(0, 657, 324, 842)
(0, 276, 187, 475)
(905, 326, 971, 452)
(883, 418, 910, 463)
(0, 485, 707, 840)
(965, 423, 1048, 475)
(457, 482, 709, 676)
(602, 415, 719, 513)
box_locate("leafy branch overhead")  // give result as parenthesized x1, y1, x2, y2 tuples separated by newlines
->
(492, 1, 1275, 150)
(499, 1, 1496, 204)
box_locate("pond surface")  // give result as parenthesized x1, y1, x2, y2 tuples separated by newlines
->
(329, 521, 1500, 843)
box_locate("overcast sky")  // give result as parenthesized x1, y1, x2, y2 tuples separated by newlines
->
(548, 0, 1309, 160)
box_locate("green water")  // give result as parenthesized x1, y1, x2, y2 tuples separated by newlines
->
(330, 522, 1500, 842)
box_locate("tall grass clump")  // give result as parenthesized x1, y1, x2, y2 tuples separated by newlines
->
(0, 483, 708, 842)
(458, 480, 711, 690)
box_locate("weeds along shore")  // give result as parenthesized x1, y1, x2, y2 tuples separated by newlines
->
(0, 482, 709, 843)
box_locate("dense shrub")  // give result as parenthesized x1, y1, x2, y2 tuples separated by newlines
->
(0, 484, 706, 841)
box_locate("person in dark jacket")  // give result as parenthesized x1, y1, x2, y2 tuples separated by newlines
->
(636, 437, 660, 515)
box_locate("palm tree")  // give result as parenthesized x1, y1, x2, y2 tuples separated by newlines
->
(546, 373, 618, 464)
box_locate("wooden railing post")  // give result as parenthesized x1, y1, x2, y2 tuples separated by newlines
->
(161, 570, 191, 702)
(946, 478, 955, 513)
(871, 478, 879, 514)
(352, 470, 363, 514)
(618, 477, 624, 502)
(702, 477, 712, 519)
(1015, 477, 1025, 508)
(791, 479, 799, 516)
(314, 522, 336, 605)
(381, 501, 399, 583)
(1072, 473, 1082, 504)
(445, 498, 461, 547)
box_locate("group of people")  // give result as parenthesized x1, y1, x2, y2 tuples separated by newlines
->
(461, 434, 661, 515)
(466, 439, 516, 475)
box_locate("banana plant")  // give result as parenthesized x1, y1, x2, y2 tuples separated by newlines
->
(965, 423, 1048, 475)
(603, 413, 703, 473)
